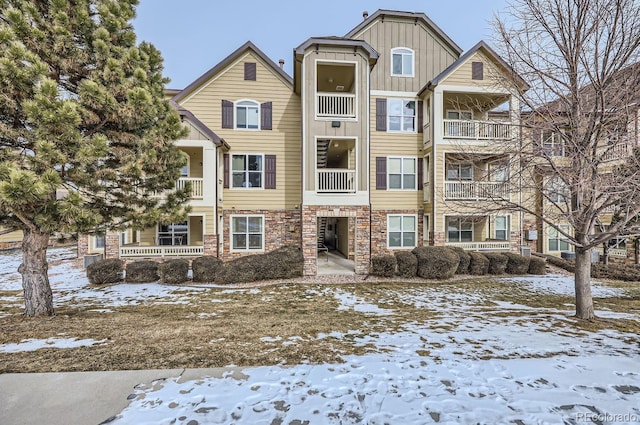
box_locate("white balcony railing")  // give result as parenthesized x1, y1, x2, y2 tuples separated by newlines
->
(601, 143, 630, 162)
(316, 93, 356, 119)
(595, 247, 628, 258)
(444, 181, 509, 200)
(177, 177, 204, 199)
(120, 245, 204, 258)
(317, 169, 356, 193)
(445, 241, 511, 251)
(443, 119, 513, 140)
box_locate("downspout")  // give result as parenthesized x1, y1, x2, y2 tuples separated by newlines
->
(214, 142, 221, 258)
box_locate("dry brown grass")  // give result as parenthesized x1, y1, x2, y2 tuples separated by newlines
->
(1, 278, 639, 373)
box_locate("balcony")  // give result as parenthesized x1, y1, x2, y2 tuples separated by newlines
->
(316, 93, 356, 119)
(445, 241, 511, 251)
(176, 177, 203, 199)
(601, 143, 630, 162)
(444, 181, 509, 200)
(595, 246, 627, 258)
(317, 169, 356, 193)
(443, 120, 513, 140)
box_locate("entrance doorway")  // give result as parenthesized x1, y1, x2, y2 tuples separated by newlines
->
(317, 217, 355, 274)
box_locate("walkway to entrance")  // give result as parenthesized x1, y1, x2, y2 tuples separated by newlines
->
(317, 250, 355, 275)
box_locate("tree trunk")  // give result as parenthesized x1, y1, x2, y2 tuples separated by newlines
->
(19, 228, 54, 317)
(574, 249, 595, 320)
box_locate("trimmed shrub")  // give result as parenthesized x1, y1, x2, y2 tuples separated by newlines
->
(528, 256, 547, 275)
(86, 259, 123, 285)
(412, 246, 459, 279)
(126, 260, 159, 283)
(159, 259, 189, 284)
(503, 252, 531, 274)
(371, 255, 397, 277)
(484, 253, 508, 275)
(192, 256, 223, 283)
(468, 252, 489, 275)
(542, 254, 575, 273)
(395, 251, 418, 278)
(216, 246, 303, 284)
(449, 247, 471, 275)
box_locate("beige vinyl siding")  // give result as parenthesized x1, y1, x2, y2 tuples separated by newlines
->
(190, 206, 215, 235)
(441, 51, 506, 88)
(302, 49, 370, 192)
(180, 147, 203, 178)
(181, 51, 301, 210)
(353, 18, 458, 92)
(183, 121, 210, 141)
(369, 97, 423, 209)
(0, 229, 22, 243)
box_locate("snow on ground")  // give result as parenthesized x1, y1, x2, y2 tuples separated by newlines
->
(508, 273, 625, 297)
(0, 337, 107, 353)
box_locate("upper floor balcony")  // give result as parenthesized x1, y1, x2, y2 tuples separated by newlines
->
(315, 138, 356, 194)
(176, 177, 204, 199)
(444, 180, 509, 200)
(443, 119, 514, 141)
(315, 62, 357, 121)
(316, 93, 356, 119)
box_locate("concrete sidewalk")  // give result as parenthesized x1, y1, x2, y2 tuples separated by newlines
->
(0, 367, 242, 425)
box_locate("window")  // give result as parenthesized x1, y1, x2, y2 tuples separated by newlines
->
(446, 163, 473, 181)
(232, 154, 263, 188)
(391, 48, 414, 77)
(447, 110, 473, 120)
(94, 235, 105, 249)
(540, 130, 565, 156)
(547, 176, 569, 203)
(489, 162, 508, 182)
(388, 215, 416, 248)
(179, 152, 189, 177)
(388, 99, 416, 132)
(548, 225, 570, 251)
(232, 215, 264, 251)
(388, 157, 417, 190)
(158, 222, 188, 246)
(235, 100, 259, 129)
(495, 216, 509, 240)
(447, 218, 473, 242)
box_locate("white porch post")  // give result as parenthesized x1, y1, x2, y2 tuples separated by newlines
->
(202, 146, 216, 204)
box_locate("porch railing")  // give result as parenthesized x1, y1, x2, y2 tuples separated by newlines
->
(443, 119, 513, 140)
(601, 143, 629, 162)
(177, 177, 204, 199)
(595, 247, 628, 258)
(316, 93, 356, 119)
(444, 241, 511, 251)
(317, 169, 356, 193)
(444, 181, 509, 200)
(119, 245, 204, 258)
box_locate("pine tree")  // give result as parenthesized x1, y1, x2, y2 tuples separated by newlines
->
(0, 0, 189, 316)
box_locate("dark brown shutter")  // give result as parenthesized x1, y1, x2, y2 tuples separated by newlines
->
(223, 154, 229, 188)
(376, 98, 387, 131)
(244, 62, 257, 81)
(417, 101, 424, 133)
(265, 155, 276, 189)
(261, 102, 272, 130)
(472, 62, 484, 80)
(417, 157, 423, 188)
(376, 157, 387, 190)
(221, 100, 233, 128)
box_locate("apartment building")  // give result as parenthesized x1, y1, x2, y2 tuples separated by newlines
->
(78, 9, 535, 275)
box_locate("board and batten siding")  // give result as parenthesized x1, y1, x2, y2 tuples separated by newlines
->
(369, 97, 423, 209)
(181, 51, 301, 210)
(302, 49, 370, 193)
(440, 51, 508, 89)
(352, 18, 458, 92)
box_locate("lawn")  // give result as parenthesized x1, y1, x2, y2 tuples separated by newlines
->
(1, 247, 639, 423)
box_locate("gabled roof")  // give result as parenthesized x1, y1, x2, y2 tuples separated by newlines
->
(170, 101, 230, 150)
(344, 9, 462, 56)
(172, 41, 292, 103)
(293, 36, 379, 65)
(418, 40, 529, 96)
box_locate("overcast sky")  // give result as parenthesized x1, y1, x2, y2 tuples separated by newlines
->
(133, 0, 509, 89)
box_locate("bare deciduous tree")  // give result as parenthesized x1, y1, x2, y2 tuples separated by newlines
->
(487, 0, 640, 320)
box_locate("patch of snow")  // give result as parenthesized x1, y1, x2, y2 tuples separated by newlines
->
(508, 274, 625, 297)
(0, 337, 107, 353)
(334, 290, 393, 315)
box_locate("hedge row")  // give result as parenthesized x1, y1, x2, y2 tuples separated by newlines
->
(370, 247, 546, 278)
(538, 253, 640, 282)
(85, 246, 304, 285)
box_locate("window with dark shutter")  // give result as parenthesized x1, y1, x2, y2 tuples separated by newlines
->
(264, 155, 276, 189)
(221, 100, 233, 128)
(223, 154, 229, 188)
(261, 102, 272, 130)
(472, 62, 484, 80)
(376, 157, 387, 190)
(417, 157, 423, 188)
(244, 62, 257, 81)
(376, 99, 387, 131)
(417, 101, 424, 133)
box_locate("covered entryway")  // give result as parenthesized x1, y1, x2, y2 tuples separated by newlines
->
(316, 216, 355, 274)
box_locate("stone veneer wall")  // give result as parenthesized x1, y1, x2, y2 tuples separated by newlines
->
(221, 209, 301, 260)
(301, 205, 370, 276)
(370, 209, 424, 256)
(77, 234, 89, 258)
(203, 234, 218, 256)
(105, 234, 120, 259)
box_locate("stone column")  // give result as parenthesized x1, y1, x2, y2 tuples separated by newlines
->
(203, 234, 217, 256)
(77, 234, 89, 258)
(105, 234, 120, 259)
(301, 206, 317, 276)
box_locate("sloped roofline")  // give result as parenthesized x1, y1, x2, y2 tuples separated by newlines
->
(294, 37, 379, 61)
(170, 101, 229, 150)
(344, 9, 463, 56)
(172, 41, 293, 103)
(418, 40, 529, 96)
